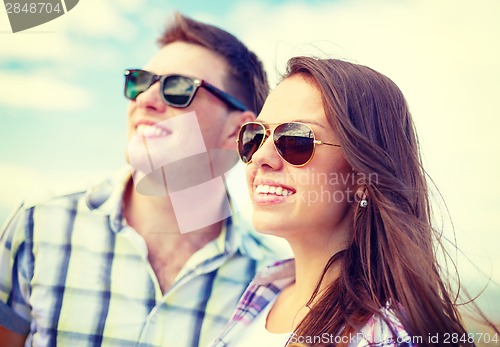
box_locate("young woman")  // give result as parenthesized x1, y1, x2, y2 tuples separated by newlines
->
(209, 57, 498, 347)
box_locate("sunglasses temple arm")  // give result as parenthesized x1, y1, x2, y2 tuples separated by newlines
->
(202, 81, 248, 112)
(322, 142, 341, 147)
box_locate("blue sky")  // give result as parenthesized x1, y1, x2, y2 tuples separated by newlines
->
(1, 0, 500, 319)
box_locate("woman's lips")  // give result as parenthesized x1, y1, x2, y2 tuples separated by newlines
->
(255, 184, 292, 197)
(252, 181, 295, 205)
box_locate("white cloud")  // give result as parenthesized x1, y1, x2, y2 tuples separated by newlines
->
(107, 0, 144, 14)
(230, 0, 500, 85)
(0, 6, 11, 32)
(59, 0, 138, 42)
(0, 30, 73, 62)
(0, 71, 92, 111)
(0, 0, 145, 64)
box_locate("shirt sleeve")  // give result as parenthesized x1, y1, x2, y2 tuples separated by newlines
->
(0, 203, 33, 334)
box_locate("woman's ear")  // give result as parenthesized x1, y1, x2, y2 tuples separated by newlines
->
(220, 110, 256, 150)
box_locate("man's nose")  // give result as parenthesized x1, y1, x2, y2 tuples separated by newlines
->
(135, 81, 167, 113)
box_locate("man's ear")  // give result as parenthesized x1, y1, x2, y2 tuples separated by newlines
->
(221, 110, 256, 150)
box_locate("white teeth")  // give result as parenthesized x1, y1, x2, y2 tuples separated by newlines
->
(136, 124, 169, 137)
(255, 184, 292, 197)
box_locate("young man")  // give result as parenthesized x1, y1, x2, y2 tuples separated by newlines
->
(0, 13, 286, 346)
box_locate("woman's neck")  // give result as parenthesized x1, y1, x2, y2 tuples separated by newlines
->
(266, 230, 348, 334)
(289, 236, 345, 306)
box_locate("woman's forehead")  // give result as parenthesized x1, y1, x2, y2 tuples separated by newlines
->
(258, 76, 326, 124)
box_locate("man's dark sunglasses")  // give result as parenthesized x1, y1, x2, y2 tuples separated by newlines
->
(124, 69, 247, 111)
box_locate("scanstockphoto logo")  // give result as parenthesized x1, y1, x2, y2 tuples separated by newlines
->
(4, 0, 78, 33)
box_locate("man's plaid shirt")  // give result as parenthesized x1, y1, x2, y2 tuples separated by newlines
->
(0, 170, 285, 346)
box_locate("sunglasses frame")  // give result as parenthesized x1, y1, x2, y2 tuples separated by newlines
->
(237, 121, 341, 167)
(124, 69, 247, 112)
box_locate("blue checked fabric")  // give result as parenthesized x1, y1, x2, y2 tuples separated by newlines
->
(0, 169, 284, 347)
(209, 259, 417, 347)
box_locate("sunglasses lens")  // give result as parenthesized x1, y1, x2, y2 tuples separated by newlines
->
(125, 70, 154, 100)
(238, 123, 266, 163)
(163, 75, 195, 107)
(274, 123, 315, 166)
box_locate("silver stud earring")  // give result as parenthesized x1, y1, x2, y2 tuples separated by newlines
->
(359, 195, 368, 208)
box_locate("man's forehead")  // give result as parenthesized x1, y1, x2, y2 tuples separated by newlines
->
(144, 41, 229, 85)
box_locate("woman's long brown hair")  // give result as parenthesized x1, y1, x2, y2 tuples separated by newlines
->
(285, 57, 498, 346)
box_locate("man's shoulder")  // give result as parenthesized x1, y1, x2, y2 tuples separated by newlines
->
(22, 187, 87, 210)
(2, 187, 89, 232)
(21, 169, 128, 213)
(1, 169, 130, 248)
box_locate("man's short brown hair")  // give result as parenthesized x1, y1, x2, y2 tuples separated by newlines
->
(158, 12, 269, 114)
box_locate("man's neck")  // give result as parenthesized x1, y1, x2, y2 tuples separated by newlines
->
(122, 179, 223, 292)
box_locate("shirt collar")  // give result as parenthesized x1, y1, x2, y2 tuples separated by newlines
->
(202, 211, 276, 261)
(224, 212, 292, 262)
(84, 167, 130, 233)
(252, 258, 296, 285)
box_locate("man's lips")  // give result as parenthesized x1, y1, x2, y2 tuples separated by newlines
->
(134, 121, 172, 138)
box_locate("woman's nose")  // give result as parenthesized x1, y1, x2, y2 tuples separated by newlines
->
(250, 133, 284, 171)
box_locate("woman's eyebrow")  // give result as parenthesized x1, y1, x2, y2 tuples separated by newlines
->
(258, 119, 327, 129)
(291, 119, 327, 129)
